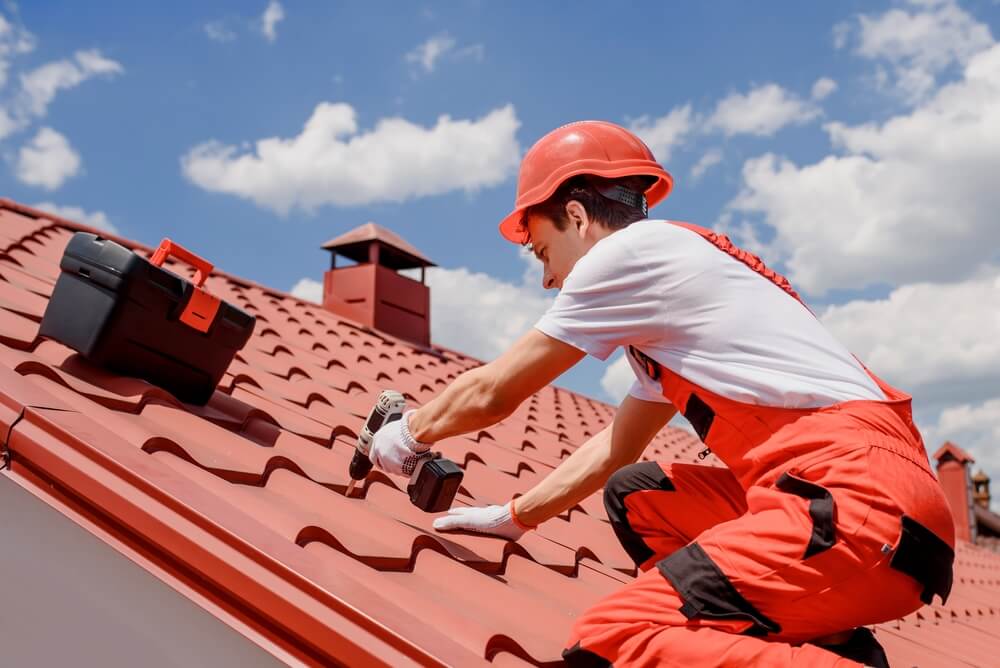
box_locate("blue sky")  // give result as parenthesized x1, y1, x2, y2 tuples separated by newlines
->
(3, 1, 1000, 483)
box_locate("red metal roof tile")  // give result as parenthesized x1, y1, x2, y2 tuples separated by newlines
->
(3, 199, 1000, 666)
(0, 307, 38, 349)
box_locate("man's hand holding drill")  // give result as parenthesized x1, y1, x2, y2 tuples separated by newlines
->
(369, 409, 432, 476)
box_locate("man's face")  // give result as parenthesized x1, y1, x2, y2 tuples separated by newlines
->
(525, 211, 590, 290)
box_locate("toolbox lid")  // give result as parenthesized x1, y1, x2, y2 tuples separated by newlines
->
(322, 223, 436, 271)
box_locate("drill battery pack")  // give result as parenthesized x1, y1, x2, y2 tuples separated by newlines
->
(39, 232, 255, 405)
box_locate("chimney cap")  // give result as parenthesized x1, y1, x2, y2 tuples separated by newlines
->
(933, 440, 976, 465)
(322, 222, 436, 270)
(973, 469, 990, 483)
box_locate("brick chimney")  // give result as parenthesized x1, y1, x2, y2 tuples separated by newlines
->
(321, 223, 435, 347)
(973, 469, 991, 509)
(933, 441, 977, 543)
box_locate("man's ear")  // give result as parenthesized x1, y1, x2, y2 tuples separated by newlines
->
(565, 200, 589, 237)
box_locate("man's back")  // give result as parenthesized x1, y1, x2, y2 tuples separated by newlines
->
(535, 219, 887, 407)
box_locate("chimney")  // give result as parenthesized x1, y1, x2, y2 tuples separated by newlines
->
(321, 223, 435, 347)
(933, 441, 977, 543)
(973, 469, 991, 509)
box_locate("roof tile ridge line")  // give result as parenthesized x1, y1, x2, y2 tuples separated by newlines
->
(9, 403, 480, 667)
(458, 450, 556, 482)
(18, 202, 413, 350)
(15, 357, 181, 414)
(141, 439, 362, 497)
(0, 198, 282, 297)
(0, 198, 607, 393)
(430, 340, 615, 409)
(482, 633, 562, 667)
(0, 198, 154, 256)
(296, 522, 542, 578)
(226, 382, 335, 441)
(0, 200, 515, 372)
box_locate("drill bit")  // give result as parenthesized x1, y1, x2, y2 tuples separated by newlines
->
(346, 390, 406, 498)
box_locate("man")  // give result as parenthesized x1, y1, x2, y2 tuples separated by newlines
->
(369, 121, 956, 667)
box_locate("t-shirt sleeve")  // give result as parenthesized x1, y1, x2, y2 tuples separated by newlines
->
(534, 232, 662, 361)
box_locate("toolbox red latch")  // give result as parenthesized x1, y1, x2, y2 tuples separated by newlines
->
(150, 238, 221, 333)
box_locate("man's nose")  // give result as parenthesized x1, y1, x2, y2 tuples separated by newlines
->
(543, 272, 557, 290)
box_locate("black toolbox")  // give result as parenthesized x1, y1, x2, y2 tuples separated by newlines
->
(39, 233, 256, 405)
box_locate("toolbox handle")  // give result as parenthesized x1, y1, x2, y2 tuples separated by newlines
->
(150, 238, 213, 288)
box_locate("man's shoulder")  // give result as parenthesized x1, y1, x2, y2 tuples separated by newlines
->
(618, 219, 707, 243)
(609, 219, 716, 261)
(566, 220, 704, 288)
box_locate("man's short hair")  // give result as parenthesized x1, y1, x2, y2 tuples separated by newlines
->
(518, 174, 655, 241)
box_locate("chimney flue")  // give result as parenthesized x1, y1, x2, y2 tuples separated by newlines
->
(320, 223, 435, 347)
(973, 469, 992, 509)
(933, 441, 977, 543)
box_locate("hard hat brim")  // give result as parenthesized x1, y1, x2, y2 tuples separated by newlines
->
(498, 164, 673, 244)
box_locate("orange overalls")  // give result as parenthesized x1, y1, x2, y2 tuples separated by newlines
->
(563, 223, 956, 668)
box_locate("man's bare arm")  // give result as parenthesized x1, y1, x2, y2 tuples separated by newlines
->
(408, 329, 585, 443)
(514, 395, 677, 527)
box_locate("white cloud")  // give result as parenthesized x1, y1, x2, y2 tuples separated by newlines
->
(204, 21, 236, 43)
(922, 396, 1000, 487)
(16, 127, 80, 190)
(181, 102, 521, 214)
(30, 202, 117, 234)
(934, 398, 1000, 443)
(454, 43, 485, 64)
(260, 1, 285, 43)
(833, 21, 851, 50)
(421, 258, 554, 360)
(817, 265, 1000, 484)
(18, 49, 123, 118)
(820, 268, 1000, 407)
(290, 277, 322, 303)
(690, 148, 723, 181)
(601, 352, 634, 403)
(811, 77, 838, 100)
(629, 83, 824, 165)
(406, 34, 457, 73)
(0, 12, 35, 88)
(705, 83, 821, 137)
(0, 106, 17, 139)
(729, 40, 1000, 296)
(404, 34, 483, 74)
(628, 104, 694, 162)
(0, 16, 121, 141)
(293, 250, 553, 361)
(0, 15, 122, 190)
(836, 0, 993, 102)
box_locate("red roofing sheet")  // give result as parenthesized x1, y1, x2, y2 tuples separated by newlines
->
(1, 198, 998, 666)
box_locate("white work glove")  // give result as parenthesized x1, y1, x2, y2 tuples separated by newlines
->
(369, 410, 432, 476)
(432, 501, 532, 541)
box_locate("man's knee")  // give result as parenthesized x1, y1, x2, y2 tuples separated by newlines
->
(603, 461, 675, 568)
(604, 461, 673, 523)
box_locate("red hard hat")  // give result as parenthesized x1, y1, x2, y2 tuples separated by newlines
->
(498, 120, 673, 244)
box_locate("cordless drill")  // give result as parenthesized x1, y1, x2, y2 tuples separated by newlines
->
(345, 390, 463, 513)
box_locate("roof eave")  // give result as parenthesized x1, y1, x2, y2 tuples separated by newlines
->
(0, 366, 485, 668)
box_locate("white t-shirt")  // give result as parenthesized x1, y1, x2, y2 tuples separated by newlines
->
(534, 220, 886, 408)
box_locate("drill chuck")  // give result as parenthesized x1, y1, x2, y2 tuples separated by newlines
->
(350, 390, 406, 482)
(348, 448, 374, 481)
